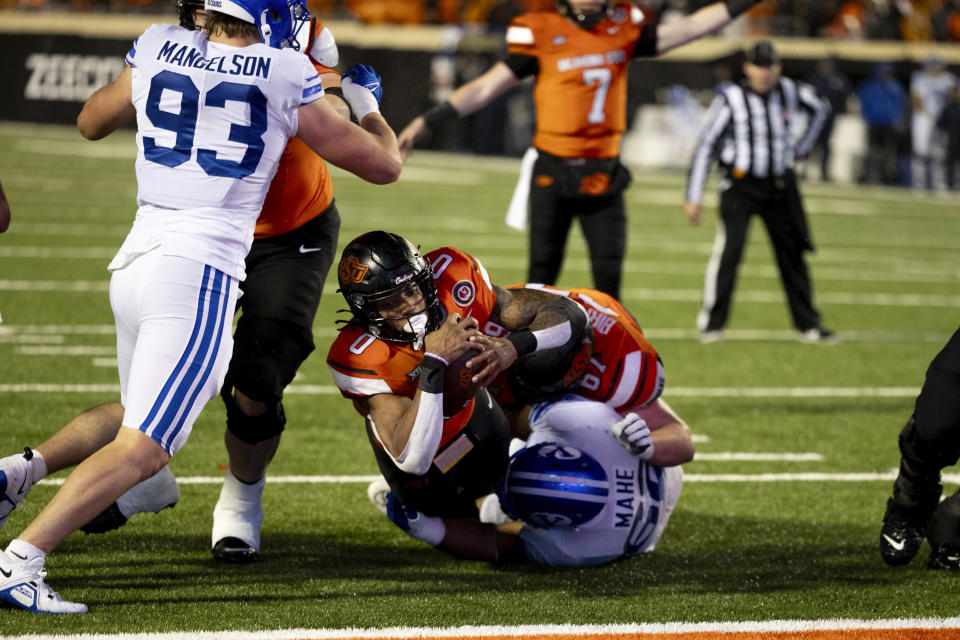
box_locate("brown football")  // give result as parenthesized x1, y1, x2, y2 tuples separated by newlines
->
(442, 348, 482, 418)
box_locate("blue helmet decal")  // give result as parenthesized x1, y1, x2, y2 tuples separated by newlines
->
(498, 442, 609, 529)
(205, 0, 310, 49)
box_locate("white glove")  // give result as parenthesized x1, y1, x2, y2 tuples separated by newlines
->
(341, 76, 380, 121)
(611, 412, 654, 460)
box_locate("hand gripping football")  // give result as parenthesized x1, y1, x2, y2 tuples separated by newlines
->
(443, 348, 482, 418)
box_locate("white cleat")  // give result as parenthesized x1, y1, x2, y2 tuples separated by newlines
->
(0, 449, 36, 531)
(80, 465, 180, 534)
(367, 476, 390, 516)
(0, 551, 87, 614)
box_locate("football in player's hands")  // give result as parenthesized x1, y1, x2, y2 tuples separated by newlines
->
(443, 348, 482, 418)
(343, 63, 383, 104)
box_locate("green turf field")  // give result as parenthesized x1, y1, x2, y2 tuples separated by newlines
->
(0, 121, 959, 635)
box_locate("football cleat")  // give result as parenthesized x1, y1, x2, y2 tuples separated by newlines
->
(0, 551, 87, 614)
(926, 491, 960, 571)
(212, 537, 258, 564)
(698, 330, 724, 344)
(80, 466, 180, 534)
(928, 543, 960, 570)
(367, 476, 390, 516)
(880, 465, 942, 566)
(211, 471, 264, 564)
(0, 448, 37, 531)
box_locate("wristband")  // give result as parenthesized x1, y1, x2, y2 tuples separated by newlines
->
(422, 100, 458, 129)
(723, 0, 758, 18)
(423, 352, 449, 366)
(418, 354, 446, 394)
(505, 329, 537, 357)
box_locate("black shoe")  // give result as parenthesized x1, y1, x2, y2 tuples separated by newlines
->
(928, 543, 960, 570)
(927, 491, 960, 570)
(80, 503, 128, 534)
(880, 465, 942, 566)
(212, 537, 259, 564)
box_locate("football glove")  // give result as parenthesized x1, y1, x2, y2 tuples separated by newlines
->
(611, 412, 654, 460)
(385, 492, 445, 545)
(344, 64, 382, 103)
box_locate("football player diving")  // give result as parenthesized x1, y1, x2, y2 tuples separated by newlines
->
(326, 231, 594, 519)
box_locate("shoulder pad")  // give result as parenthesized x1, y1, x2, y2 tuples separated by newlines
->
(309, 26, 339, 68)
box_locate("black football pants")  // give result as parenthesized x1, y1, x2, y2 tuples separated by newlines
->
(528, 183, 626, 299)
(899, 327, 960, 473)
(700, 178, 820, 332)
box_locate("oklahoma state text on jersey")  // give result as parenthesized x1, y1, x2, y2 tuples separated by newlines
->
(254, 53, 335, 238)
(326, 247, 499, 449)
(506, 2, 654, 159)
(503, 284, 664, 413)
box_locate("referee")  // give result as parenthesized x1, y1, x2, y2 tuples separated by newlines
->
(684, 40, 836, 344)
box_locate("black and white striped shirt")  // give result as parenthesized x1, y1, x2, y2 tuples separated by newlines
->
(685, 77, 830, 204)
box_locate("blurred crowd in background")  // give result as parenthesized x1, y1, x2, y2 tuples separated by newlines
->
(3, 0, 960, 42)
(2, 0, 957, 189)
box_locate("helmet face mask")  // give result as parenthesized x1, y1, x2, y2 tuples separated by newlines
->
(337, 231, 443, 345)
(498, 442, 609, 529)
(203, 0, 310, 49)
(557, 0, 613, 29)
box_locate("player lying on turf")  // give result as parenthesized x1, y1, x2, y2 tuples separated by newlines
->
(382, 394, 693, 565)
(326, 230, 592, 520)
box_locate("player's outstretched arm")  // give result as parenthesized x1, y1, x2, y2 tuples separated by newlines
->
(297, 98, 401, 185)
(77, 66, 136, 141)
(397, 62, 520, 159)
(656, 0, 760, 54)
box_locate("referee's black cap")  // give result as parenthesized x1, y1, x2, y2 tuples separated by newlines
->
(744, 40, 780, 67)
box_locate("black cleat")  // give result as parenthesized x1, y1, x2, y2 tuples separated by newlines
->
(212, 537, 259, 564)
(928, 543, 960, 570)
(927, 491, 960, 570)
(880, 464, 942, 566)
(80, 503, 128, 534)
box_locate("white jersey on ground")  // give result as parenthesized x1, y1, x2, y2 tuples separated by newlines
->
(516, 396, 683, 566)
(110, 23, 324, 279)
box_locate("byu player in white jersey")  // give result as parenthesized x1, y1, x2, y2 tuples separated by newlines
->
(910, 56, 957, 191)
(383, 395, 693, 565)
(0, 0, 400, 614)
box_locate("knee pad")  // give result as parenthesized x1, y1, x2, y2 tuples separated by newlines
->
(898, 415, 960, 474)
(228, 317, 315, 402)
(221, 386, 286, 445)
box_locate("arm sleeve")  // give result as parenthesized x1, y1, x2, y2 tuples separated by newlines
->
(368, 391, 444, 476)
(685, 94, 731, 204)
(794, 81, 830, 158)
(631, 23, 659, 58)
(503, 53, 538, 79)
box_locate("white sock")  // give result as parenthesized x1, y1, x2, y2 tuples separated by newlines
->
(6, 539, 46, 565)
(30, 450, 48, 485)
(211, 470, 265, 549)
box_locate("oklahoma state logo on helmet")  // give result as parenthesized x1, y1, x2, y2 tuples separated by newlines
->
(339, 256, 369, 284)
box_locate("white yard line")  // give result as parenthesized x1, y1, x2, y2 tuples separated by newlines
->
(2, 617, 959, 640)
